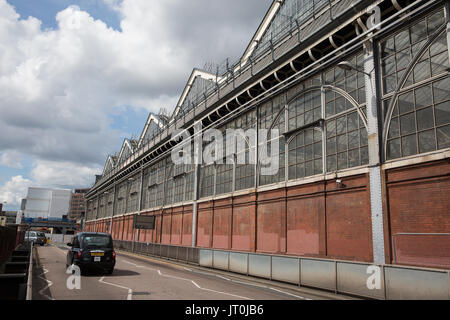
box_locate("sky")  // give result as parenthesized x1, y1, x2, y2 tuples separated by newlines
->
(0, 0, 272, 210)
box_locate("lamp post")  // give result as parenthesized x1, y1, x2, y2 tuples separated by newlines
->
(337, 61, 372, 76)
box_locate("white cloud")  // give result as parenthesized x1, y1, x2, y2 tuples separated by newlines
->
(0, 150, 23, 168)
(0, 175, 32, 206)
(0, 0, 270, 197)
(30, 160, 101, 188)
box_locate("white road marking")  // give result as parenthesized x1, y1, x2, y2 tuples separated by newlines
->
(99, 276, 133, 300)
(269, 287, 312, 300)
(38, 267, 54, 300)
(189, 267, 310, 300)
(50, 246, 311, 300)
(122, 259, 252, 300)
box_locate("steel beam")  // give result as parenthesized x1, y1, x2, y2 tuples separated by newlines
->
(364, 40, 386, 265)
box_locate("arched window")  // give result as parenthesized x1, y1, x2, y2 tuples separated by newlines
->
(382, 8, 450, 160)
(285, 52, 369, 181)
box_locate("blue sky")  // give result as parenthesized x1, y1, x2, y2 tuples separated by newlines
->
(8, 0, 121, 30)
(0, 0, 271, 210)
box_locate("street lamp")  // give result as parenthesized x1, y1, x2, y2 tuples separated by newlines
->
(337, 61, 372, 77)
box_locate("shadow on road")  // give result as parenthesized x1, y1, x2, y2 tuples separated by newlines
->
(81, 268, 140, 277)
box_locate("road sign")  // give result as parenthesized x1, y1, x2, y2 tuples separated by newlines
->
(133, 215, 155, 230)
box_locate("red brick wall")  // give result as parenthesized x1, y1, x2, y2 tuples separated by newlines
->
(326, 187, 372, 262)
(286, 183, 324, 256)
(161, 210, 172, 244)
(386, 159, 450, 268)
(171, 211, 183, 245)
(154, 214, 162, 243)
(232, 195, 256, 251)
(212, 199, 232, 249)
(96, 160, 450, 268)
(257, 189, 287, 254)
(182, 207, 193, 246)
(197, 202, 213, 248)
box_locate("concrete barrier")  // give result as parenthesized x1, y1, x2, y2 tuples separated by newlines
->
(213, 250, 229, 271)
(248, 254, 271, 279)
(337, 262, 385, 299)
(385, 266, 449, 300)
(199, 249, 213, 267)
(114, 240, 450, 300)
(271, 256, 299, 284)
(301, 259, 336, 291)
(229, 252, 248, 274)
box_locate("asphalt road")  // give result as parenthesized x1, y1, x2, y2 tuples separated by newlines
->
(32, 245, 348, 300)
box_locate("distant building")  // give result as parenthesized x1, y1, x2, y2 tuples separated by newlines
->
(68, 188, 89, 220)
(3, 211, 18, 225)
(22, 187, 72, 219)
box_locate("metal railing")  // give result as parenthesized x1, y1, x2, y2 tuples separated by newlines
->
(113, 240, 199, 265)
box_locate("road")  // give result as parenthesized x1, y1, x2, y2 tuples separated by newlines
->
(32, 245, 349, 300)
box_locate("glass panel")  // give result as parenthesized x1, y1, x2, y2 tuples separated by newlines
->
(337, 152, 347, 170)
(348, 131, 359, 149)
(382, 55, 395, 75)
(396, 48, 411, 70)
(431, 51, 450, 76)
(387, 138, 401, 160)
(327, 137, 336, 155)
(418, 130, 436, 153)
(430, 33, 448, 56)
(388, 117, 400, 138)
(327, 155, 336, 172)
(410, 20, 427, 44)
(401, 134, 417, 156)
(433, 78, 450, 103)
(400, 113, 416, 135)
(398, 92, 414, 114)
(427, 10, 445, 35)
(435, 101, 450, 126)
(337, 135, 347, 152)
(347, 112, 358, 131)
(437, 125, 450, 149)
(383, 75, 396, 94)
(395, 30, 410, 51)
(414, 85, 432, 109)
(413, 60, 431, 83)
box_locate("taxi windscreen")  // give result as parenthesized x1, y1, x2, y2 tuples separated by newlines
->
(81, 235, 112, 249)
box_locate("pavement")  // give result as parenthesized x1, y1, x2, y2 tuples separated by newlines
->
(32, 244, 355, 300)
